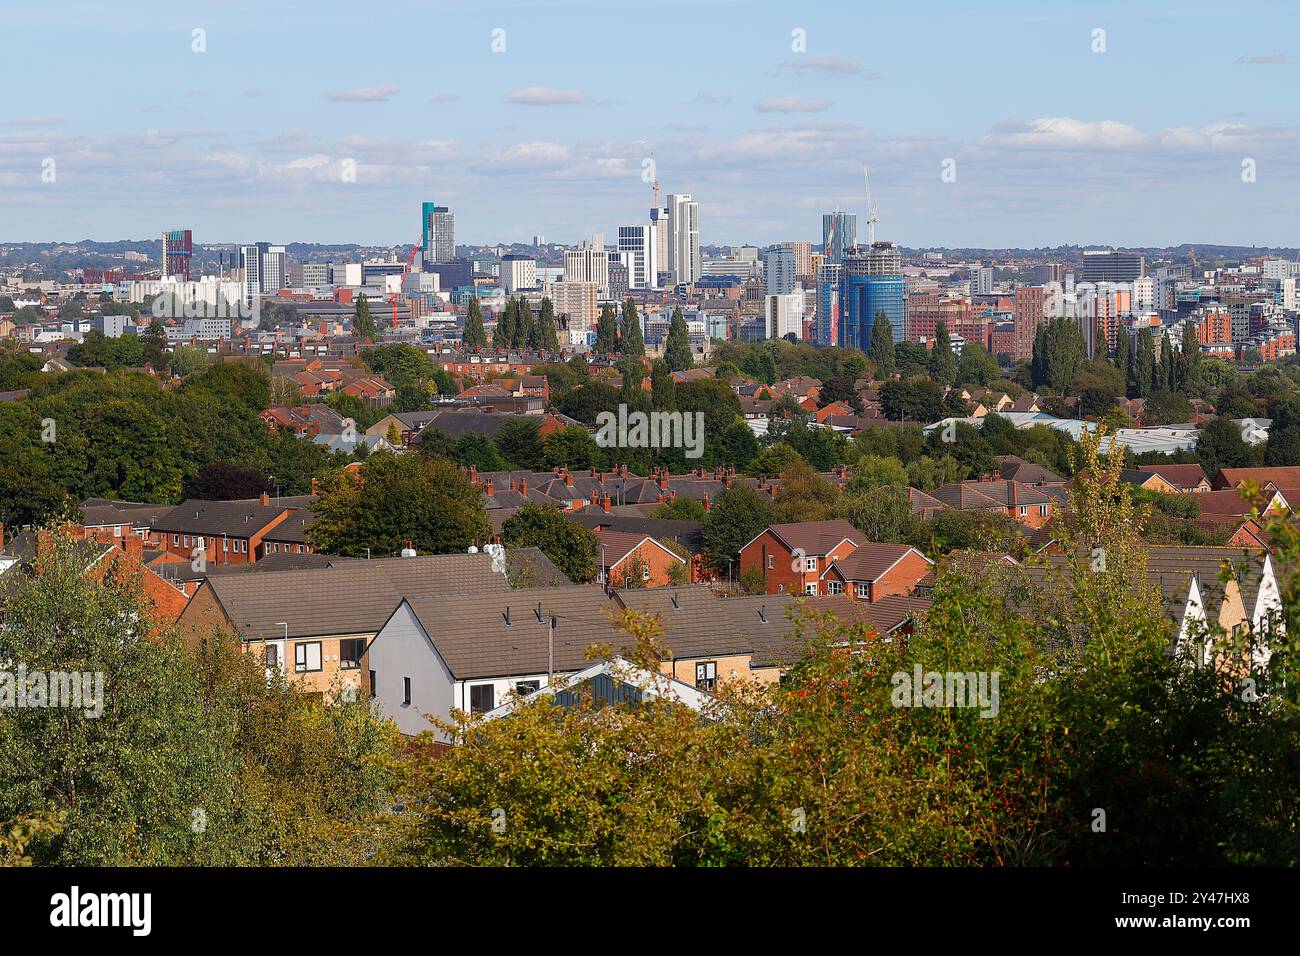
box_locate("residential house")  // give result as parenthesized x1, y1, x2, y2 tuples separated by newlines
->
(596, 530, 687, 588)
(1137, 463, 1212, 493)
(740, 520, 863, 595)
(819, 543, 934, 601)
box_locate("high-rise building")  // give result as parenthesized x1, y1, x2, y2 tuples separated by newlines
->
(1077, 249, 1144, 283)
(239, 242, 286, 301)
(841, 242, 905, 349)
(162, 229, 193, 281)
(650, 206, 670, 284)
(501, 255, 537, 294)
(969, 266, 994, 296)
(564, 237, 610, 298)
(617, 225, 659, 289)
(548, 280, 600, 338)
(780, 241, 813, 279)
(815, 262, 843, 346)
(763, 247, 798, 295)
(422, 202, 455, 264)
(667, 194, 700, 285)
(766, 292, 805, 341)
(822, 211, 858, 264)
(1013, 286, 1047, 361)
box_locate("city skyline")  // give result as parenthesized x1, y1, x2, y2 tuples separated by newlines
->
(1, 0, 1297, 247)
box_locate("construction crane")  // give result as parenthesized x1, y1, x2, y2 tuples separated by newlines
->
(862, 164, 879, 245)
(390, 241, 422, 330)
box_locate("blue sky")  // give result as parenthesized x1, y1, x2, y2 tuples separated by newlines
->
(1, 0, 1297, 248)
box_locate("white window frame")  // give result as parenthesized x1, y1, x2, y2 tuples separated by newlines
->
(294, 641, 322, 673)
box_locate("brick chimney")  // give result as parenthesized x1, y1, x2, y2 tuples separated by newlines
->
(485, 479, 495, 497)
(565, 472, 574, 487)
(510, 478, 518, 491)
(519, 478, 527, 496)
(260, 491, 270, 506)
(668, 489, 677, 504)
(469, 464, 478, 482)
(601, 493, 611, 514)
(656, 469, 669, 491)
(702, 493, 711, 512)
(310, 478, 320, 495)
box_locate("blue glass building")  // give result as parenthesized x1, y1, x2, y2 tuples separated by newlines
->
(843, 274, 906, 350)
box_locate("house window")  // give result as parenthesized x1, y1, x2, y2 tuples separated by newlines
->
(403, 677, 412, 706)
(369, 670, 377, 699)
(264, 644, 278, 670)
(223, 538, 229, 552)
(113, 526, 122, 538)
(340, 638, 366, 669)
(173, 534, 180, 546)
(805, 583, 818, 595)
(805, 557, 817, 572)
(241, 540, 248, 553)
(642, 564, 652, 581)
(766, 555, 774, 569)
(1038, 505, 1048, 516)
(515, 680, 540, 696)
(183, 535, 190, 548)
(695, 660, 717, 692)
(856, 584, 870, 599)
(1018, 506, 1028, 517)
(469, 684, 495, 713)
(294, 641, 322, 673)
(826, 581, 843, 595)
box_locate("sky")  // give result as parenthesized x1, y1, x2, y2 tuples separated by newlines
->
(1, 0, 1297, 250)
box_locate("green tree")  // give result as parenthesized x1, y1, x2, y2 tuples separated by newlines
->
(492, 300, 512, 349)
(619, 298, 645, 357)
(307, 452, 491, 557)
(140, 321, 169, 372)
(664, 306, 693, 372)
(701, 483, 775, 575)
(537, 297, 560, 351)
(1195, 416, 1252, 476)
(463, 297, 487, 348)
(494, 416, 547, 471)
(501, 502, 599, 583)
(869, 310, 895, 379)
(353, 294, 376, 341)
(594, 304, 618, 355)
(928, 320, 957, 386)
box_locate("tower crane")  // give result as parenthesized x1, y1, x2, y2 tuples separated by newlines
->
(862, 164, 879, 245)
(390, 241, 422, 330)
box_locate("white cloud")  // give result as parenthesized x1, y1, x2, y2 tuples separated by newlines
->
(325, 85, 400, 102)
(486, 141, 571, 170)
(506, 86, 592, 106)
(5, 116, 66, 126)
(756, 97, 831, 114)
(775, 56, 874, 76)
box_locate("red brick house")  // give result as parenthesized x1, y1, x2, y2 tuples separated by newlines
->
(739, 520, 863, 596)
(597, 531, 686, 588)
(820, 543, 934, 601)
